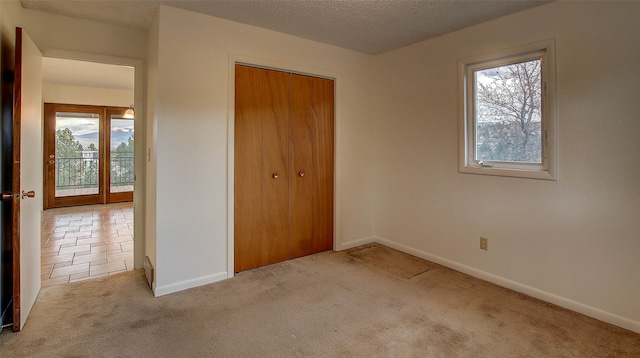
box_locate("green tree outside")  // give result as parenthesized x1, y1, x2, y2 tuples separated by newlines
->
(111, 134, 134, 188)
(55, 128, 84, 188)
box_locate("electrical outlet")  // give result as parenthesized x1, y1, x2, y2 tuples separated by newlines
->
(480, 237, 488, 251)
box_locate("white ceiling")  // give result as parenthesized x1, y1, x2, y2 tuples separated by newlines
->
(22, 0, 551, 55)
(42, 57, 135, 90)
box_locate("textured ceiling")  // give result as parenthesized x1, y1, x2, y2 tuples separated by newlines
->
(22, 0, 550, 55)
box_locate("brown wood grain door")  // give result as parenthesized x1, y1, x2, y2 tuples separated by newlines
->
(290, 74, 334, 258)
(234, 65, 334, 272)
(234, 65, 290, 272)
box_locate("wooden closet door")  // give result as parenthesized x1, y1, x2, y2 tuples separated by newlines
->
(234, 66, 290, 272)
(289, 74, 334, 258)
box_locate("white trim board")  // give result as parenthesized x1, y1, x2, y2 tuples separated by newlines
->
(336, 236, 376, 251)
(154, 272, 228, 297)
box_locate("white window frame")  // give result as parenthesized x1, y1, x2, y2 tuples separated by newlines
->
(458, 39, 557, 180)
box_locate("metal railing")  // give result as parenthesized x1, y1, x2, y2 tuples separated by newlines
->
(55, 155, 134, 190)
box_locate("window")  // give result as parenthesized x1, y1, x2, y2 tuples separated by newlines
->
(459, 40, 557, 180)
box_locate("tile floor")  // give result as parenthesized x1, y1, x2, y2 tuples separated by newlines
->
(41, 202, 134, 288)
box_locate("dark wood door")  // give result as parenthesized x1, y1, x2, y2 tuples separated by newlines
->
(0, 25, 18, 332)
(234, 65, 334, 272)
(2, 27, 43, 332)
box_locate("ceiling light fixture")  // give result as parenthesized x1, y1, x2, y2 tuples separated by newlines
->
(124, 105, 135, 119)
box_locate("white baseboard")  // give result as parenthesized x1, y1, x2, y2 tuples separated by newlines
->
(153, 272, 228, 297)
(373, 236, 640, 334)
(336, 236, 376, 251)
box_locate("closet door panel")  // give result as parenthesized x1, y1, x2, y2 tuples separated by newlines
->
(311, 77, 335, 252)
(289, 74, 314, 258)
(234, 66, 265, 272)
(261, 69, 290, 265)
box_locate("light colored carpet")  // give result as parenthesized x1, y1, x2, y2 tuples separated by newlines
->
(1, 245, 638, 357)
(346, 243, 437, 279)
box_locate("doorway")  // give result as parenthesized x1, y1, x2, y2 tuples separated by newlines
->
(43, 103, 134, 209)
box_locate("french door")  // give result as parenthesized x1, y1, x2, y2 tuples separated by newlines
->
(43, 103, 134, 209)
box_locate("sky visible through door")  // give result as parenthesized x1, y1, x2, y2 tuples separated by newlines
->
(56, 114, 133, 150)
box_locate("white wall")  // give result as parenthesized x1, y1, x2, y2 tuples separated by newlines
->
(42, 83, 133, 107)
(150, 6, 376, 295)
(372, 1, 640, 332)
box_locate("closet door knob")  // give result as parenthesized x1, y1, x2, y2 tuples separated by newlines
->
(272, 172, 279, 179)
(298, 171, 305, 177)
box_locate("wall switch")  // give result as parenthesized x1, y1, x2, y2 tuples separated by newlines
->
(480, 237, 488, 251)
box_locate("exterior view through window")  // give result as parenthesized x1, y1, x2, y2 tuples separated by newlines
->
(474, 59, 542, 164)
(459, 40, 556, 180)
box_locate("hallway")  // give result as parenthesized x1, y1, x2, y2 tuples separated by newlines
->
(40, 202, 134, 288)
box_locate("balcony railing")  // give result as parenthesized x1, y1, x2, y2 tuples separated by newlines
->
(55, 155, 134, 190)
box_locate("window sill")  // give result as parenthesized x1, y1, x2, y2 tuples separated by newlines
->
(459, 165, 557, 181)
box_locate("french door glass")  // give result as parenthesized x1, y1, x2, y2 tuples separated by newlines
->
(108, 111, 134, 200)
(55, 112, 101, 198)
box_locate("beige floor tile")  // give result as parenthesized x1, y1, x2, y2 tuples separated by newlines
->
(69, 272, 90, 281)
(53, 261, 73, 268)
(91, 243, 123, 254)
(43, 231, 66, 239)
(42, 202, 134, 288)
(64, 231, 92, 239)
(90, 261, 127, 276)
(42, 253, 74, 266)
(46, 237, 78, 247)
(107, 235, 133, 244)
(41, 264, 53, 276)
(76, 237, 107, 246)
(107, 251, 130, 263)
(41, 276, 70, 288)
(53, 227, 80, 234)
(58, 244, 91, 256)
(73, 252, 107, 265)
(51, 262, 90, 278)
(116, 229, 133, 236)
(121, 242, 134, 252)
(41, 245, 61, 256)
